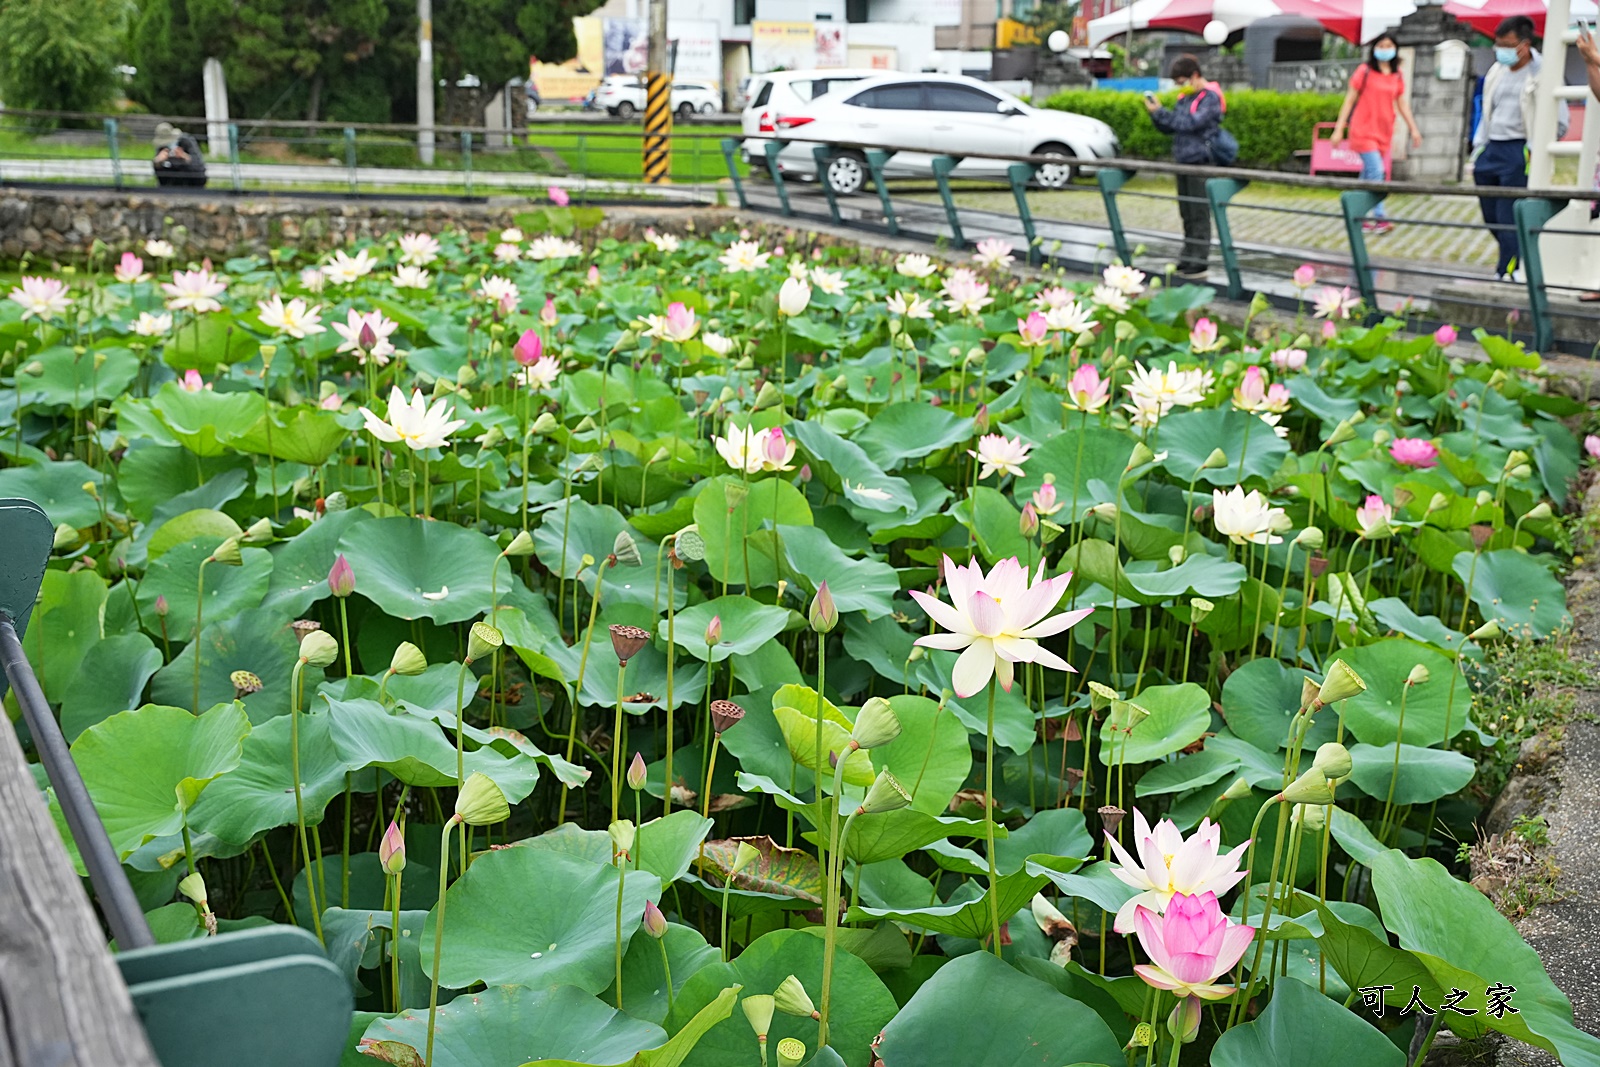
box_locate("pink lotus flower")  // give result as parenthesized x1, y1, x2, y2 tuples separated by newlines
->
(659, 301, 698, 343)
(1133, 891, 1255, 1001)
(1268, 348, 1306, 371)
(969, 433, 1032, 479)
(1231, 366, 1266, 412)
(1065, 363, 1110, 413)
(1389, 437, 1439, 469)
(1017, 310, 1049, 346)
(320, 391, 342, 411)
(1189, 317, 1221, 353)
(8, 275, 72, 321)
(1104, 811, 1250, 933)
(761, 426, 792, 468)
(1434, 324, 1458, 347)
(1032, 480, 1064, 517)
(587, 265, 600, 286)
(1292, 264, 1317, 289)
(550, 185, 570, 206)
(1586, 434, 1600, 459)
(114, 253, 149, 285)
(514, 328, 543, 366)
(179, 369, 206, 392)
(540, 297, 559, 327)
(909, 555, 1093, 698)
(1356, 494, 1393, 536)
(1321, 320, 1338, 341)
(1262, 382, 1291, 414)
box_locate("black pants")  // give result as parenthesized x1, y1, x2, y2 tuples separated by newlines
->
(1473, 139, 1528, 276)
(1176, 172, 1211, 273)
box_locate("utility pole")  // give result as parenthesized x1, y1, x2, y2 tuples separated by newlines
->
(417, 0, 435, 164)
(642, 0, 671, 183)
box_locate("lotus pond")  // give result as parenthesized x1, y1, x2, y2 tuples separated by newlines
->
(4, 216, 1599, 1067)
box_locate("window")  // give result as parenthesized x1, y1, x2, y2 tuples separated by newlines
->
(846, 0, 869, 21)
(813, 76, 867, 98)
(734, 0, 755, 25)
(925, 83, 1004, 113)
(752, 81, 774, 107)
(789, 80, 817, 103)
(848, 83, 926, 110)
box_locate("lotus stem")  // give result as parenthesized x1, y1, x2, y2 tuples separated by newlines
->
(818, 752, 853, 1050)
(289, 657, 323, 946)
(613, 852, 626, 1009)
(559, 558, 612, 821)
(612, 661, 627, 824)
(655, 935, 674, 1014)
(814, 639, 828, 879)
(664, 541, 677, 817)
(192, 556, 209, 714)
(425, 818, 456, 1067)
(1235, 794, 1291, 1026)
(390, 863, 404, 1012)
(983, 678, 1002, 957)
(1379, 681, 1412, 844)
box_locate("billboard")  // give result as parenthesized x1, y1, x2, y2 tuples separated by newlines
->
(671, 18, 722, 85)
(815, 24, 847, 68)
(751, 21, 817, 72)
(603, 17, 648, 75)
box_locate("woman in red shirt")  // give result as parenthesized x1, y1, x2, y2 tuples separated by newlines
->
(1330, 33, 1423, 235)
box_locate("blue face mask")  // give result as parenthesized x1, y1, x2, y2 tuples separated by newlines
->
(1495, 46, 1521, 65)
(1374, 46, 1397, 61)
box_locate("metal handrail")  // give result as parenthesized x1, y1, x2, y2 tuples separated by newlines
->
(0, 614, 154, 951)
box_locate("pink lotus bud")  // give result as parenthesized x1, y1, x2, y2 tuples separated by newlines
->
(1032, 481, 1059, 515)
(1189, 317, 1218, 351)
(358, 320, 377, 351)
(540, 297, 559, 327)
(642, 899, 668, 938)
(498, 292, 517, 318)
(180, 369, 205, 392)
(379, 820, 406, 875)
(327, 553, 355, 598)
(799, 463, 812, 483)
(587, 265, 600, 286)
(1293, 264, 1317, 289)
(155, 594, 169, 617)
(1585, 434, 1600, 459)
(514, 328, 543, 366)
(705, 614, 722, 646)
(1321, 320, 1338, 341)
(627, 751, 647, 791)
(973, 404, 990, 434)
(1019, 502, 1040, 538)
(809, 581, 838, 633)
(1017, 310, 1049, 346)
(549, 185, 570, 207)
(1434, 324, 1458, 347)
(762, 427, 790, 465)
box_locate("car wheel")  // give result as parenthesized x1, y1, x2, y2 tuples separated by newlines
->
(616, 100, 636, 119)
(1032, 142, 1078, 188)
(825, 150, 868, 196)
(701, 103, 716, 114)
(677, 102, 695, 120)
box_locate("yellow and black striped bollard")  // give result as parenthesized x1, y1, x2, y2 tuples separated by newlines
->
(642, 72, 672, 184)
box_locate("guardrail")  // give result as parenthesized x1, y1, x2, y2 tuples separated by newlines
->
(729, 133, 1600, 354)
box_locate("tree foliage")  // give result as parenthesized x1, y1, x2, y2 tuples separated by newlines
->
(0, 0, 129, 116)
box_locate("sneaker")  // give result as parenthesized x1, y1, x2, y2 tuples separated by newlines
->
(1175, 266, 1209, 280)
(1369, 220, 1395, 235)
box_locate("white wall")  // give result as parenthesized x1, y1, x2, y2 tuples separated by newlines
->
(869, 0, 964, 26)
(755, 0, 847, 21)
(846, 21, 939, 72)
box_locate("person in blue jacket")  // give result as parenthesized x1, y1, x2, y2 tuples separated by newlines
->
(1146, 54, 1225, 280)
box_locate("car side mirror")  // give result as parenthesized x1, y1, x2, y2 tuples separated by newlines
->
(999, 103, 1021, 117)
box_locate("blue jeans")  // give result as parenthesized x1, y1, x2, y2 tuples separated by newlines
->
(1359, 151, 1387, 219)
(1474, 139, 1529, 275)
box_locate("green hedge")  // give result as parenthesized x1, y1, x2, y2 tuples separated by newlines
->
(1042, 88, 1343, 169)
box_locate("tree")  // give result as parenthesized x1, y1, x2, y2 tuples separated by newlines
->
(0, 0, 129, 118)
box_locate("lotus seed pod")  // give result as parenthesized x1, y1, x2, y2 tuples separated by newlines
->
(850, 697, 902, 750)
(1087, 681, 1119, 711)
(455, 772, 511, 826)
(1468, 619, 1502, 642)
(1202, 447, 1229, 470)
(711, 699, 746, 735)
(1406, 664, 1431, 687)
(178, 871, 208, 907)
(1189, 598, 1214, 624)
(389, 641, 427, 676)
(1294, 526, 1324, 549)
(531, 412, 559, 435)
(324, 491, 349, 513)
(1220, 775, 1253, 801)
(858, 770, 912, 815)
(776, 1038, 806, 1067)
(612, 530, 642, 567)
(1098, 805, 1126, 835)
(210, 535, 244, 566)
(1279, 767, 1337, 805)
(608, 624, 651, 665)
(742, 994, 776, 1038)
(732, 840, 762, 875)
(1311, 742, 1352, 781)
(52, 523, 78, 550)
(243, 517, 274, 544)
(675, 525, 706, 561)
(608, 819, 636, 858)
(1525, 501, 1553, 522)
(773, 975, 817, 1019)
(502, 530, 535, 557)
(466, 621, 503, 663)
(299, 630, 339, 668)
(1291, 802, 1330, 831)
(1126, 440, 1157, 470)
(231, 670, 263, 698)
(1316, 660, 1365, 705)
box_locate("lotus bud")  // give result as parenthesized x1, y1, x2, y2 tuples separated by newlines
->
(1220, 775, 1253, 801)
(210, 536, 243, 566)
(642, 899, 668, 938)
(705, 614, 723, 647)
(1279, 767, 1337, 805)
(244, 517, 273, 544)
(857, 770, 912, 815)
(466, 621, 503, 663)
(1291, 802, 1329, 831)
(1310, 742, 1352, 781)
(612, 530, 642, 567)
(299, 630, 339, 668)
(773, 975, 818, 1019)
(379, 820, 406, 874)
(711, 699, 746, 734)
(1294, 526, 1324, 550)
(809, 581, 838, 633)
(1166, 544, 1186, 567)
(1505, 450, 1530, 470)
(732, 840, 762, 875)
(531, 411, 559, 435)
(1114, 320, 1140, 342)
(1031, 894, 1076, 939)
(1525, 501, 1553, 522)
(1019, 502, 1040, 539)
(1406, 664, 1431, 687)
(972, 404, 990, 435)
(454, 771, 510, 826)
(776, 1038, 806, 1067)
(1475, 490, 1494, 507)
(1098, 804, 1126, 835)
(1189, 598, 1214, 625)
(608, 818, 636, 858)
(851, 697, 902, 750)
(52, 523, 78, 550)
(1201, 447, 1228, 470)
(155, 594, 169, 617)
(502, 530, 535, 557)
(1372, 428, 1392, 448)
(1510, 464, 1532, 480)
(742, 994, 776, 1040)
(1088, 681, 1119, 712)
(389, 641, 427, 676)
(1167, 994, 1202, 1044)
(627, 752, 647, 791)
(1089, 501, 1119, 521)
(1316, 660, 1365, 705)
(608, 624, 651, 665)
(1468, 619, 1502, 641)
(327, 554, 355, 597)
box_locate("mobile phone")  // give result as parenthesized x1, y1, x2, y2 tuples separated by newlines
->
(1144, 91, 1157, 102)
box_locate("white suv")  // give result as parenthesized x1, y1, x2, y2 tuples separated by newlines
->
(741, 69, 882, 165)
(593, 75, 722, 119)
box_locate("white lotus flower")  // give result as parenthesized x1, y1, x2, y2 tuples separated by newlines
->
(895, 253, 938, 279)
(810, 267, 846, 296)
(719, 240, 771, 273)
(256, 295, 326, 339)
(527, 235, 584, 260)
(1212, 486, 1288, 545)
(358, 386, 467, 451)
(846, 481, 893, 503)
(9, 276, 72, 321)
(132, 311, 173, 336)
(397, 232, 440, 266)
(1102, 264, 1147, 296)
(778, 277, 811, 317)
(323, 249, 378, 285)
(144, 239, 176, 259)
(1105, 811, 1249, 933)
(714, 424, 795, 474)
(475, 276, 520, 306)
(645, 229, 681, 253)
(499, 227, 524, 244)
(972, 237, 1014, 268)
(162, 268, 227, 313)
(392, 265, 433, 290)
(331, 308, 399, 364)
(519, 355, 562, 391)
(886, 291, 934, 319)
(1091, 285, 1131, 315)
(942, 268, 993, 316)
(702, 332, 735, 356)
(969, 433, 1032, 480)
(1044, 301, 1097, 335)
(1034, 286, 1074, 310)
(493, 242, 522, 264)
(300, 268, 326, 293)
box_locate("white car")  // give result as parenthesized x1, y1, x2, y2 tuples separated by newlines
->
(593, 75, 722, 119)
(760, 73, 1119, 193)
(741, 68, 882, 163)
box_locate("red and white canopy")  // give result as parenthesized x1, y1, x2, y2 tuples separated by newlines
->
(1087, 0, 1415, 46)
(1442, 0, 1597, 36)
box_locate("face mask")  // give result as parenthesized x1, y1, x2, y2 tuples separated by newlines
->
(1374, 47, 1397, 61)
(1495, 46, 1521, 65)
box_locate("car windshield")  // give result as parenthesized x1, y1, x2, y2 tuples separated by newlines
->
(849, 83, 924, 110)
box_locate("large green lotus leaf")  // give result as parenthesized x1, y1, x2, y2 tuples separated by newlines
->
(151, 383, 269, 456)
(1367, 597, 1470, 655)
(321, 696, 540, 802)
(849, 864, 1050, 939)
(695, 836, 824, 903)
(388, 690, 589, 789)
(951, 486, 1030, 566)
(24, 568, 107, 704)
(1012, 425, 1131, 517)
(605, 922, 722, 1027)
(800, 811, 989, 867)
(188, 710, 348, 844)
(321, 906, 431, 1007)
(778, 525, 899, 618)
(233, 406, 350, 466)
(692, 475, 813, 588)
(136, 538, 273, 640)
(147, 508, 243, 562)
(70, 701, 251, 859)
(854, 402, 974, 469)
(633, 810, 715, 888)
(1211, 974, 1403, 1067)
(151, 608, 321, 722)
(1133, 747, 1241, 797)
(530, 498, 678, 611)
(1203, 734, 1288, 790)
(1123, 552, 1246, 601)
(1027, 859, 1141, 917)
(1369, 849, 1600, 1063)
(1346, 742, 1475, 804)
(16, 345, 140, 408)
(1220, 658, 1324, 751)
(540, 605, 708, 714)
(1453, 549, 1570, 638)
(875, 949, 1123, 1067)
(788, 419, 916, 514)
(424, 848, 661, 992)
(1097, 682, 1209, 765)
(1158, 406, 1292, 485)
(162, 310, 259, 372)
(1310, 899, 1447, 1019)
(869, 695, 971, 815)
(715, 698, 815, 798)
(1325, 639, 1471, 747)
(664, 928, 896, 1067)
(117, 446, 248, 526)
(993, 808, 1092, 875)
(60, 633, 163, 741)
(261, 508, 375, 617)
(339, 516, 510, 625)
(772, 704, 875, 787)
(526, 985, 741, 1067)
(363, 985, 665, 1067)
(0, 458, 107, 527)
(912, 653, 1037, 756)
(663, 596, 791, 663)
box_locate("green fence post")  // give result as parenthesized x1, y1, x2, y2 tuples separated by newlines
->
(1515, 196, 1570, 354)
(461, 130, 474, 197)
(1007, 164, 1040, 265)
(720, 138, 750, 209)
(1339, 190, 1383, 317)
(227, 123, 242, 194)
(762, 141, 793, 217)
(104, 118, 122, 191)
(811, 146, 842, 226)
(865, 149, 898, 236)
(1205, 177, 1250, 301)
(929, 155, 965, 248)
(342, 127, 357, 195)
(1096, 168, 1136, 266)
